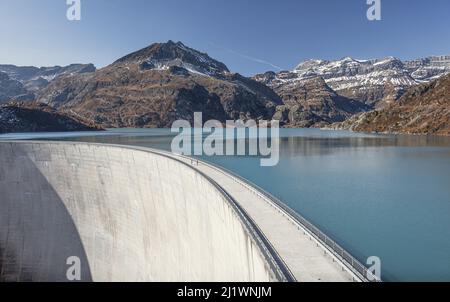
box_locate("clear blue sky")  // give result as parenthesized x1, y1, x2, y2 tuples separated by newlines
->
(0, 0, 449, 76)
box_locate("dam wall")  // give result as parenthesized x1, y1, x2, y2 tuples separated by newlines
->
(0, 142, 278, 282)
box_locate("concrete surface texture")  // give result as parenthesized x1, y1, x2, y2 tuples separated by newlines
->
(0, 142, 277, 282)
(166, 154, 358, 282)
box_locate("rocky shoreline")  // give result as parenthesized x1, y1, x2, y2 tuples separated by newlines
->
(0, 102, 102, 134)
(331, 74, 450, 136)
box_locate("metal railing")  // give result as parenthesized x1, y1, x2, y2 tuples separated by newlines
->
(184, 155, 382, 282)
(10, 141, 379, 282)
(139, 148, 296, 282)
(103, 144, 297, 282)
(201, 175, 297, 282)
(10, 141, 294, 282)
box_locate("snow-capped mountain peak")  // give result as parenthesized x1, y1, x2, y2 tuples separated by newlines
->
(114, 40, 230, 77)
(257, 55, 450, 107)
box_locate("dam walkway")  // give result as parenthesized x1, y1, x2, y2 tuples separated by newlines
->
(164, 152, 363, 282)
(1, 141, 372, 282)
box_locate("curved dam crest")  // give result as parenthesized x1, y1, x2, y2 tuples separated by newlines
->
(0, 142, 279, 282)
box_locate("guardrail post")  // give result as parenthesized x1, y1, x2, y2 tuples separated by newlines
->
(184, 154, 377, 282)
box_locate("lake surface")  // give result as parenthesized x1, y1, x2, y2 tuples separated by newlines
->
(1, 128, 450, 281)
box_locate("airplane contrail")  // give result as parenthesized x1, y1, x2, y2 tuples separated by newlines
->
(209, 42, 282, 71)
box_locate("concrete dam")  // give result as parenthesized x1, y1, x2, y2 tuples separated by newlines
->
(0, 142, 284, 282)
(0, 141, 365, 282)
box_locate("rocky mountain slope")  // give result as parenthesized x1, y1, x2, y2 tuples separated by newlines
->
(256, 73, 369, 127)
(37, 41, 282, 128)
(256, 55, 450, 108)
(0, 102, 102, 134)
(0, 63, 96, 101)
(334, 74, 450, 136)
(2, 42, 448, 133)
(0, 72, 33, 103)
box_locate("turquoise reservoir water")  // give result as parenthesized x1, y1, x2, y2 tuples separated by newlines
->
(2, 128, 450, 281)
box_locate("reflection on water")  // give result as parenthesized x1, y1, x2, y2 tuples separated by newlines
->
(277, 136, 450, 158)
(1, 128, 450, 281)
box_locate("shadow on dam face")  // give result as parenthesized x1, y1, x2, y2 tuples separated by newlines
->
(0, 142, 278, 282)
(0, 143, 92, 281)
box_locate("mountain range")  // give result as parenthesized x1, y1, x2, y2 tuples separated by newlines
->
(36, 41, 281, 128)
(259, 75, 370, 127)
(255, 55, 450, 108)
(0, 41, 449, 135)
(0, 64, 95, 103)
(334, 73, 450, 136)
